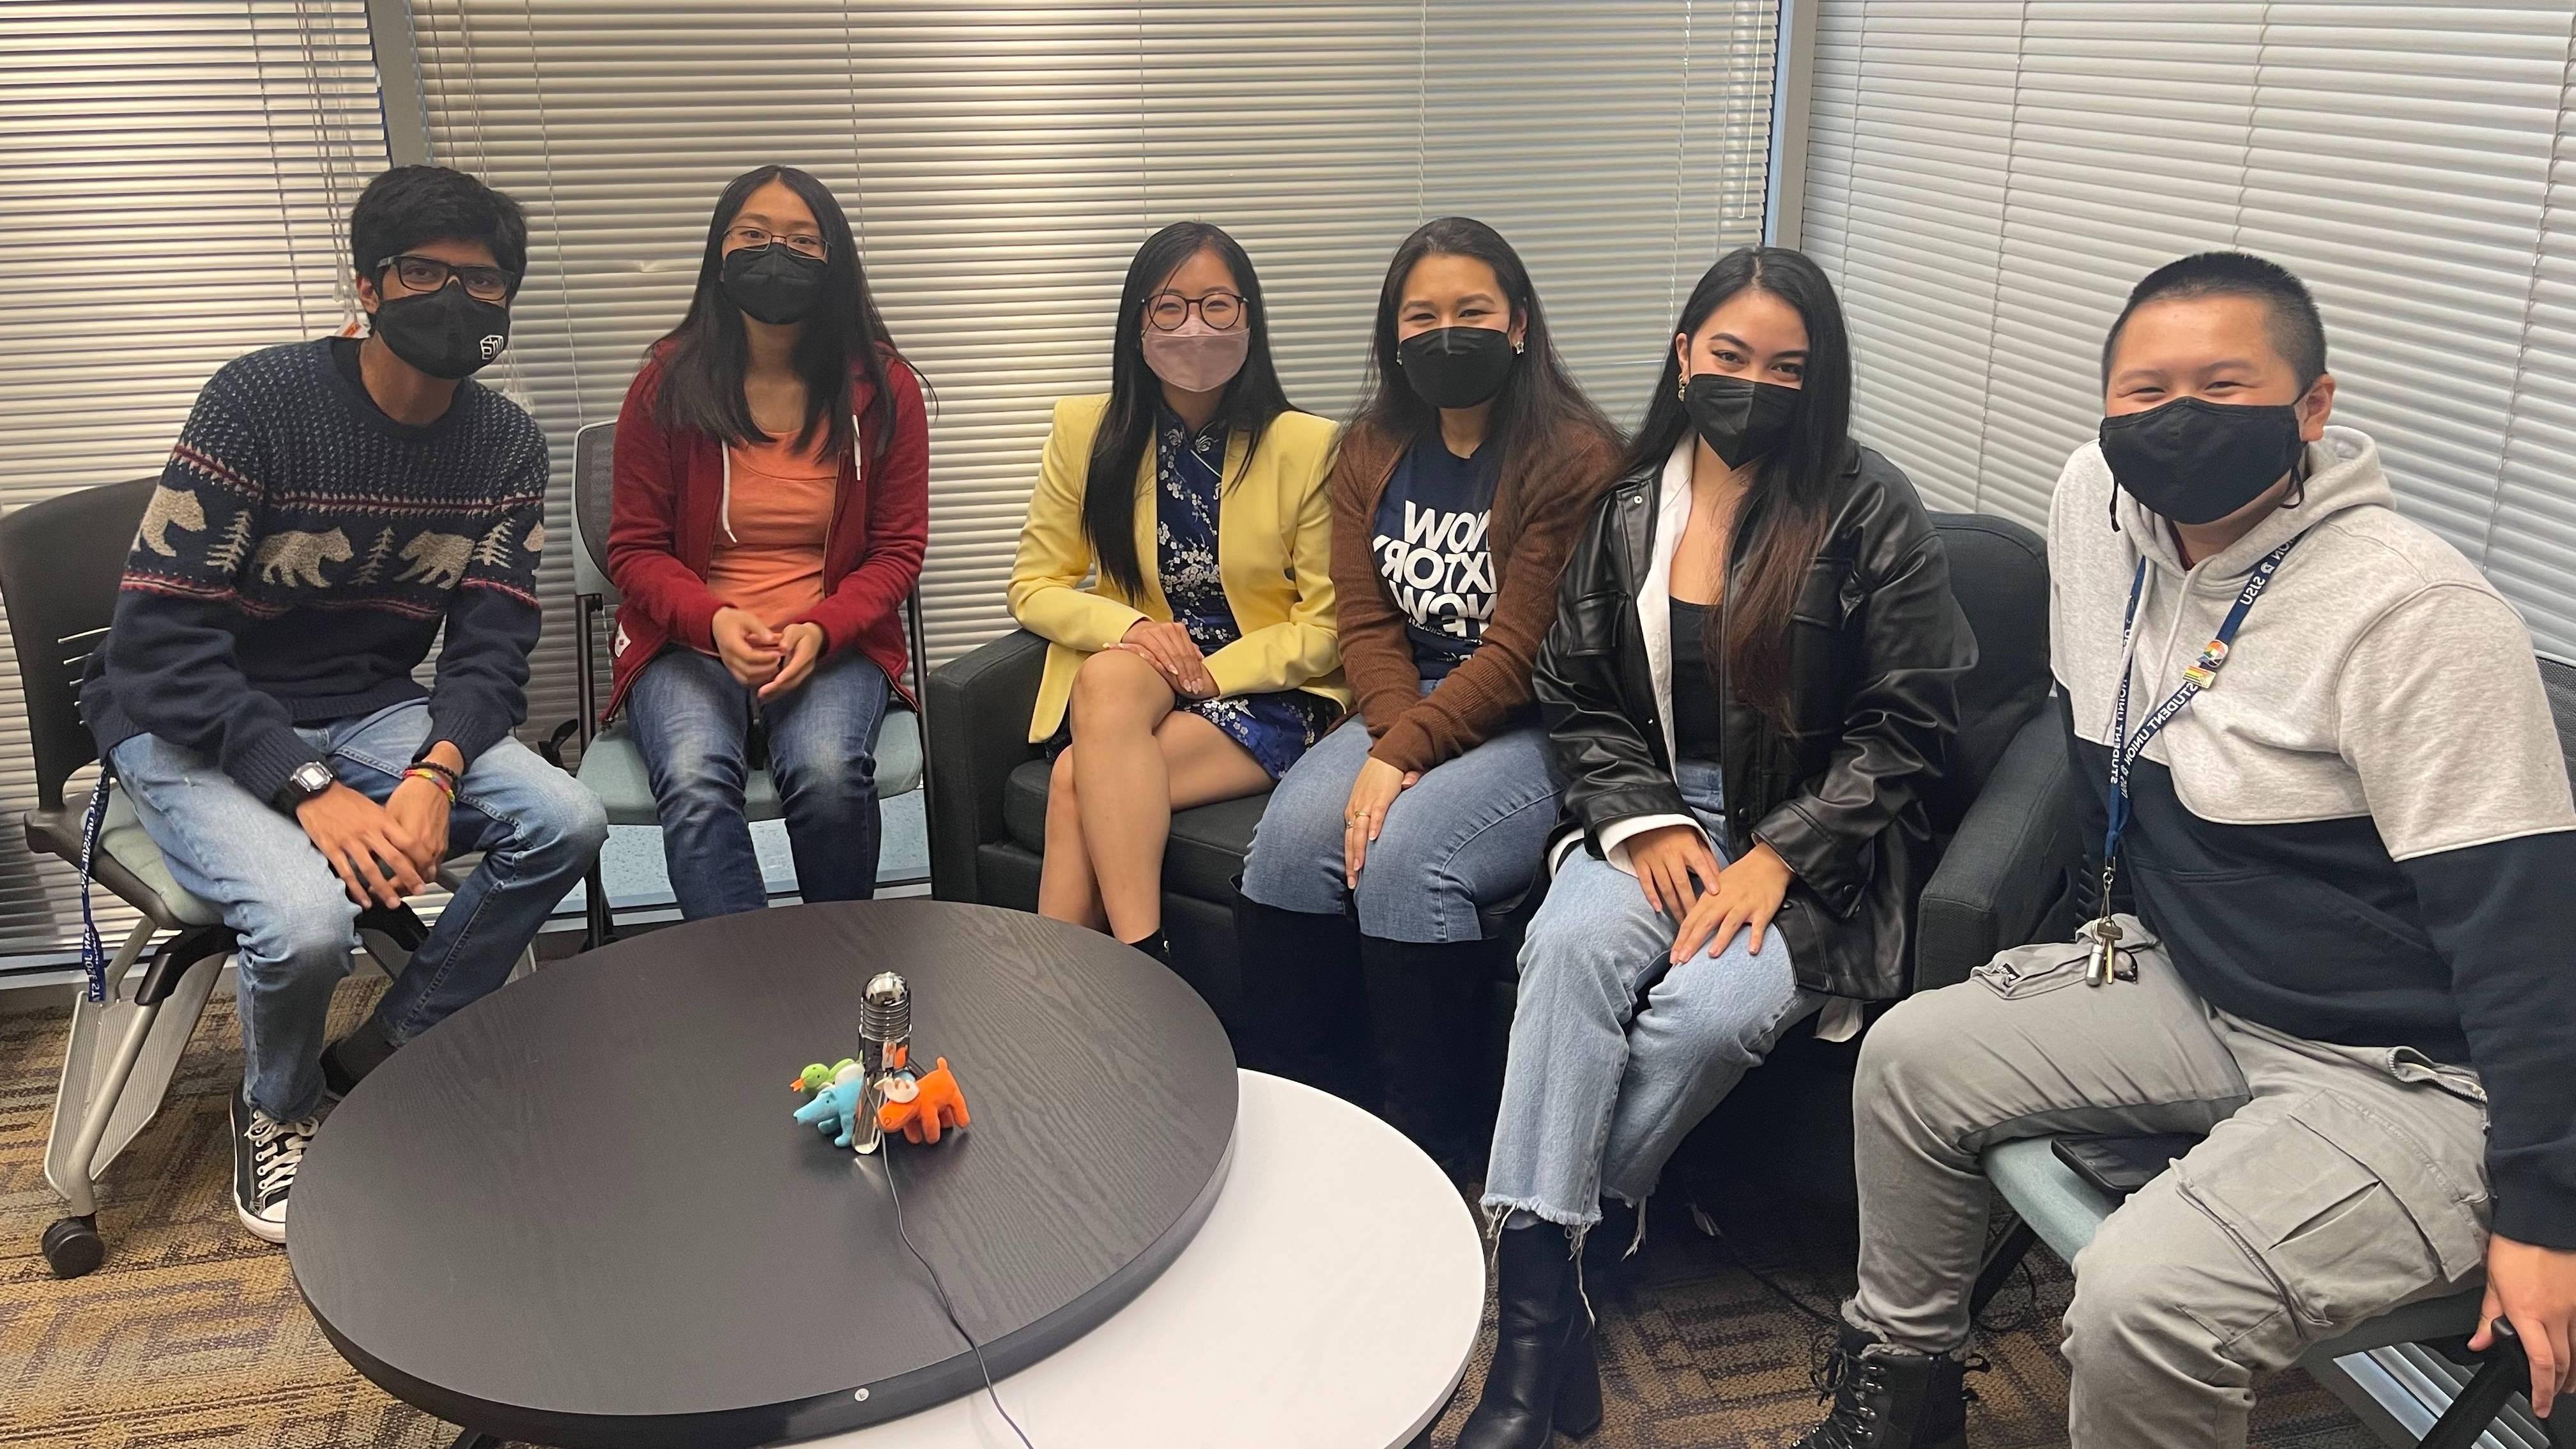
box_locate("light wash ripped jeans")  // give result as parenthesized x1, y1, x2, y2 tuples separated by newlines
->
(1482, 758, 1821, 1240)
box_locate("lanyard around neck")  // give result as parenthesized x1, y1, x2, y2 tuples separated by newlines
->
(2099, 535, 2302, 893)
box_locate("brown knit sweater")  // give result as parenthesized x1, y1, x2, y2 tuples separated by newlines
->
(1329, 417, 1620, 774)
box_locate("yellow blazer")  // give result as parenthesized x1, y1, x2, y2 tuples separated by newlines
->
(1009, 394, 1347, 743)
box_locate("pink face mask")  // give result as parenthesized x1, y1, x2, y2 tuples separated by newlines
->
(1142, 321, 1250, 395)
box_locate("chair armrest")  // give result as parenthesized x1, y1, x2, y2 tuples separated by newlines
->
(1915, 704, 2080, 992)
(926, 629, 1048, 901)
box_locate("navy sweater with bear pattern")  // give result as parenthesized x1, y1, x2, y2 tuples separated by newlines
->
(82, 338, 549, 803)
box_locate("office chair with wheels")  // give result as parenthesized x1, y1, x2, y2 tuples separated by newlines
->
(564, 419, 931, 946)
(1, 479, 529, 1279)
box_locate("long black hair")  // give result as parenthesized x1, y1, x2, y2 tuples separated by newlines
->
(651, 165, 910, 470)
(1347, 217, 1616, 533)
(1082, 221, 1295, 599)
(1625, 245, 1854, 728)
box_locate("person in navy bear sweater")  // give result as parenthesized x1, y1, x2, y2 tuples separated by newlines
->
(82, 165, 605, 1245)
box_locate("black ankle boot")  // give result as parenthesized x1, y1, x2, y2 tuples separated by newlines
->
(1356, 935, 1498, 1172)
(1794, 1324, 1968, 1449)
(1230, 894, 1374, 1101)
(1119, 928, 1170, 966)
(1459, 1222, 1602, 1448)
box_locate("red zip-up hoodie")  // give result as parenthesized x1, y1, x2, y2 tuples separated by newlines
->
(602, 345, 928, 721)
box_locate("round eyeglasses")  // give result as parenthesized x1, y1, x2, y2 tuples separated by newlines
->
(1146, 291, 1246, 332)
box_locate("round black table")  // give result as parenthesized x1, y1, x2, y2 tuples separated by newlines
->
(288, 900, 1239, 1449)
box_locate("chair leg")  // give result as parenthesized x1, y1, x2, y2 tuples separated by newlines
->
(582, 859, 617, 951)
(1968, 1215, 2037, 1318)
(49, 994, 162, 1220)
(45, 924, 224, 1213)
(40, 936, 227, 1276)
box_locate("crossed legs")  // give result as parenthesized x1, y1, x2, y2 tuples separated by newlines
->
(1039, 647, 1269, 941)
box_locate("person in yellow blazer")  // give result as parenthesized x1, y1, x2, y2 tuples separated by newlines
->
(1009, 222, 1346, 963)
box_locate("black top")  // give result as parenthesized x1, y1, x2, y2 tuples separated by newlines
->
(1667, 597, 1722, 761)
(1372, 434, 1499, 680)
(288, 900, 1239, 1448)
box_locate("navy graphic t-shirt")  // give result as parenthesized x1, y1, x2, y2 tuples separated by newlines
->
(1372, 434, 1500, 680)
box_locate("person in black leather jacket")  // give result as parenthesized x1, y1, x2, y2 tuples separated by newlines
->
(1456, 247, 1973, 1449)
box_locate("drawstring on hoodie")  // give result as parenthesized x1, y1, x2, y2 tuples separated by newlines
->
(721, 412, 862, 546)
(717, 446, 735, 543)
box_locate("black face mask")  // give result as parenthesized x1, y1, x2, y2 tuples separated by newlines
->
(1397, 326, 1517, 410)
(2097, 396, 2307, 526)
(721, 243, 827, 326)
(1683, 373, 1800, 469)
(371, 284, 510, 380)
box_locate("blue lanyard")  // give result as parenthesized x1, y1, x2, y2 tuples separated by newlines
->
(2100, 536, 2301, 892)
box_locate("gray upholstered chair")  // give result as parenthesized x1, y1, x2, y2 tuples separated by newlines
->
(3, 478, 518, 1279)
(565, 420, 929, 944)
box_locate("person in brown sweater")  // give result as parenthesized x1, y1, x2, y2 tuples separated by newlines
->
(1236, 217, 1618, 1169)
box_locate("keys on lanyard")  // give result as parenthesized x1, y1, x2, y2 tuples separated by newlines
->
(2086, 535, 2301, 986)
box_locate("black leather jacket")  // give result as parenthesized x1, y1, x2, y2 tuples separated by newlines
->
(1534, 444, 1974, 1002)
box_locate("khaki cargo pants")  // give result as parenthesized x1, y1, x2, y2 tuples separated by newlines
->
(1843, 917, 2490, 1449)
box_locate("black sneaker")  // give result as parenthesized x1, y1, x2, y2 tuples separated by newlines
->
(232, 1085, 319, 1244)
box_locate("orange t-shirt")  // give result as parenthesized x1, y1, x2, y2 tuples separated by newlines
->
(707, 433, 840, 631)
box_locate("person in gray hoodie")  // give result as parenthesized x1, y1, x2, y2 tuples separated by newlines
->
(1795, 252, 2576, 1449)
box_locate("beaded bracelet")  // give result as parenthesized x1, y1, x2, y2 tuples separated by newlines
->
(402, 766, 457, 802)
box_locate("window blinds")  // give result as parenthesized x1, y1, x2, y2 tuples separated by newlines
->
(0, 1, 387, 959)
(1802, 1, 2576, 659)
(402, 0, 1780, 744)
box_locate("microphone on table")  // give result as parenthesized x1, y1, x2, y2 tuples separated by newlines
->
(853, 971, 911, 1156)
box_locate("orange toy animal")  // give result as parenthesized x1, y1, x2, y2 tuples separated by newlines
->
(876, 1057, 971, 1144)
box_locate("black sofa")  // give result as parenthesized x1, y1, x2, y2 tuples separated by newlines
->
(933, 512, 2060, 988)
(928, 511, 2069, 1205)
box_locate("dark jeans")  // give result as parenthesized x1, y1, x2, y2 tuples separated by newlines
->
(625, 646, 891, 919)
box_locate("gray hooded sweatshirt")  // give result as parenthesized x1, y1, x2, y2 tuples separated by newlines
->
(2048, 424, 2576, 1248)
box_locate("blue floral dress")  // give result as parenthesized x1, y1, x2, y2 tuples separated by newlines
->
(1155, 408, 1338, 778)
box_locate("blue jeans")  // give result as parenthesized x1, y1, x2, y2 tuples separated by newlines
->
(1483, 759, 1821, 1233)
(625, 646, 891, 919)
(1239, 706, 1558, 943)
(111, 700, 607, 1121)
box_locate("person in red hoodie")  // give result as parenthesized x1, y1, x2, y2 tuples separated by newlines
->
(606, 165, 928, 918)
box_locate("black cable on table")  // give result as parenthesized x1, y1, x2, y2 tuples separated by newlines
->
(880, 1149, 1036, 1449)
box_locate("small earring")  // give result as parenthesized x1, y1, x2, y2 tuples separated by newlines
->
(1514, 341, 1525, 355)
(1676, 375, 1687, 401)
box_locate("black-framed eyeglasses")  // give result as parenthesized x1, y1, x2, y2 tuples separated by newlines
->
(725, 225, 828, 260)
(1146, 290, 1246, 332)
(376, 254, 514, 302)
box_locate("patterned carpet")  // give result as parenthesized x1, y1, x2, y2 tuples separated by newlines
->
(1, 978, 2380, 1448)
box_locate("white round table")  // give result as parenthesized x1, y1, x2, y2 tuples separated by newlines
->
(785, 1071, 1488, 1449)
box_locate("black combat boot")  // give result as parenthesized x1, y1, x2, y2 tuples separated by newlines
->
(1793, 1323, 1968, 1449)
(1458, 1222, 1602, 1448)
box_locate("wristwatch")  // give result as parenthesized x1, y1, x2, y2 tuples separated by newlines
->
(274, 760, 334, 814)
